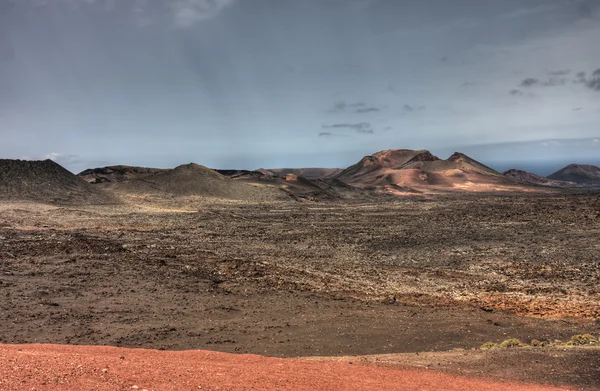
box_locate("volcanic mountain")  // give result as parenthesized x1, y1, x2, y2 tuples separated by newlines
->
(0, 159, 119, 205)
(78, 165, 168, 184)
(95, 163, 284, 200)
(334, 149, 519, 193)
(502, 169, 573, 187)
(548, 164, 600, 185)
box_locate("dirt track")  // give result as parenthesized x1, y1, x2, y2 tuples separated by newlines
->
(0, 344, 573, 391)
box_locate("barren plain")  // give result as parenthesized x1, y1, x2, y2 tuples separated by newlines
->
(1, 192, 599, 389)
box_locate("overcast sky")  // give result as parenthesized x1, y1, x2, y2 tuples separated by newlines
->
(1, 0, 599, 174)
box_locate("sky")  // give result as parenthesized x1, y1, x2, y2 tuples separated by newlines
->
(1, 0, 599, 175)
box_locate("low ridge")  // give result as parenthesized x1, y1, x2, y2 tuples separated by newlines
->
(267, 168, 343, 179)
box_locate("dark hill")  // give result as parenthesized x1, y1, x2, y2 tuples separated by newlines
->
(502, 169, 572, 187)
(78, 165, 168, 184)
(101, 163, 285, 200)
(0, 159, 120, 205)
(548, 164, 600, 184)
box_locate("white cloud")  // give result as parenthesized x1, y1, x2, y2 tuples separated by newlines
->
(43, 152, 63, 161)
(593, 138, 600, 144)
(42, 152, 80, 164)
(36, 153, 110, 173)
(541, 140, 561, 147)
(170, 0, 235, 27)
(132, 0, 154, 27)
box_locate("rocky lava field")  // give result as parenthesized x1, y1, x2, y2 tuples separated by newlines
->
(1, 193, 599, 389)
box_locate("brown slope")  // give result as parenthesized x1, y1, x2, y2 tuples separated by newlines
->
(335, 149, 522, 193)
(335, 149, 439, 181)
(0, 159, 119, 205)
(78, 165, 168, 184)
(268, 168, 344, 179)
(548, 164, 600, 185)
(277, 173, 368, 200)
(101, 163, 284, 200)
(502, 169, 573, 187)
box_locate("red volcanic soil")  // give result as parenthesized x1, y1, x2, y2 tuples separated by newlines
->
(0, 344, 565, 391)
(333, 149, 525, 194)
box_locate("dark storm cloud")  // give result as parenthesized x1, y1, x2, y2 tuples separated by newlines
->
(520, 76, 566, 88)
(509, 89, 524, 96)
(520, 78, 539, 87)
(355, 107, 380, 113)
(570, 68, 600, 90)
(588, 69, 600, 91)
(574, 71, 587, 83)
(521, 67, 600, 92)
(322, 122, 374, 134)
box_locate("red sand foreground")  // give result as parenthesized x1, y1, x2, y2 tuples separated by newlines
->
(0, 344, 569, 391)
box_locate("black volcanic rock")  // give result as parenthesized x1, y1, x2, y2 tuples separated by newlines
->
(213, 169, 273, 180)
